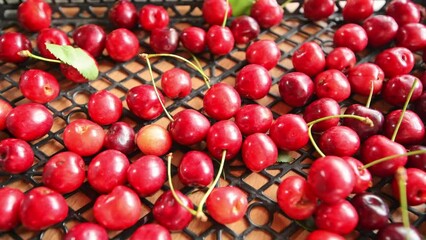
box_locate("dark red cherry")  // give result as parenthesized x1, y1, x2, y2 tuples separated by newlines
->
(230, 16, 260, 44)
(342, 104, 385, 141)
(392, 168, 426, 206)
(325, 47, 356, 74)
(139, 4, 169, 31)
(303, 0, 335, 21)
(235, 64, 271, 100)
(126, 85, 164, 120)
(202, 0, 232, 26)
(278, 72, 314, 107)
(72, 24, 106, 58)
(407, 145, 426, 171)
(246, 39, 281, 70)
(0, 32, 32, 63)
(314, 199, 358, 235)
(374, 47, 415, 78)
(203, 82, 241, 120)
(342, 0, 373, 23)
(150, 27, 179, 54)
(234, 104, 273, 136)
(206, 26, 235, 56)
(153, 190, 193, 231)
(242, 133, 278, 172)
(313, 69, 351, 102)
(206, 120, 243, 160)
(103, 121, 136, 154)
(350, 192, 389, 230)
(292, 41, 325, 77)
(250, 0, 283, 28)
(319, 126, 360, 157)
(396, 23, 426, 52)
(178, 150, 214, 187)
(383, 110, 425, 146)
(180, 26, 206, 54)
(36, 28, 71, 59)
(303, 98, 340, 133)
(269, 114, 309, 151)
(168, 109, 211, 146)
(362, 15, 398, 48)
(382, 74, 423, 106)
(108, 0, 138, 29)
(334, 23, 368, 52)
(386, 0, 421, 26)
(414, 92, 426, 121)
(17, 0, 51, 32)
(347, 63, 384, 96)
(377, 223, 422, 240)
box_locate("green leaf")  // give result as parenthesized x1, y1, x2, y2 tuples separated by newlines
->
(277, 150, 295, 163)
(46, 43, 99, 81)
(229, 0, 254, 16)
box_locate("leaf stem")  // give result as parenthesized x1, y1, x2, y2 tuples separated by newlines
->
(395, 167, 410, 232)
(196, 149, 227, 221)
(391, 79, 418, 142)
(18, 50, 62, 64)
(222, 0, 230, 28)
(306, 114, 374, 127)
(365, 80, 374, 108)
(143, 54, 174, 122)
(360, 149, 426, 170)
(308, 124, 325, 157)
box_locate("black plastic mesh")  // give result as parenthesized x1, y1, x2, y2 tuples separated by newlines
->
(0, 0, 425, 239)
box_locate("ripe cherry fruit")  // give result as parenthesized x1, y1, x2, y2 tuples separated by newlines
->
(0, 138, 34, 174)
(63, 119, 105, 157)
(246, 39, 281, 70)
(87, 90, 123, 125)
(108, 0, 138, 29)
(0, 187, 24, 232)
(242, 133, 278, 172)
(0, 32, 32, 63)
(178, 150, 214, 187)
(127, 155, 166, 196)
(17, 0, 51, 32)
(139, 4, 169, 31)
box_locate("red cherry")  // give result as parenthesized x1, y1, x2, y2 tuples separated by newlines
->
(242, 133, 278, 172)
(206, 26, 235, 56)
(88, 90, 123, 125)
(0, 187, 24, 231)
(230, 16, 260, 44)
(342, 156, 372, 193)
(334, 23, 368, 52)
(150, 27, 179, 54)
(235, 64, 271, 100)
(139, 4, 169, 31)
(276, 175, 318, 220)
(129, 223, 171, 240)
(347, 63, 384, 96)
(64, 223, 108, 240)
(392, 168, 426, 206)
(135, 124, 172, 156)
(153, 190, 193, 231)
(202, 0, 232, 26)
(250, 0, 283, 28)
(246, 39, 281, 70)
(0, 138, 34, 174)
(306, 230, 345, 240)
(278, 72, 314, 107)
(386, 0, 421, 26)
(269, 114, 309, 151)
(0, 99, 12, 131)
(63, 119, 105, 157)
(319, 126, 360, 157)
(303, 98, 340, 133)
(384, 110, 425, 146)
(342, 0, 374, 23)
(303, 0, 335, 21)
(72, 24, 106, 58)
(180, 26, 206, 54)
(168, 109, 211, 146)
(36, 28, 71, 59)
(0, 32, 32, 63)
(160, 68, 191, 99)
(205, 186, 248, 224)
(362, 15, 398, 48)
(314, 199, 359, 235)
(203, 82, 241, 120)
(313, 69, 351, 102)
(382, 74, 423, 106)
(178, 150, 214, 187)
(103, 121, 136, 154)
(406, 145, 426, 171)
(127, 155, 166, 196)
(396, 23, 426, 52)
(206, 120, 243, 160)
(234, 104, 273, 136)
(17, 0, 51, 32)
(126, 85, 165, 120)
(377, 223, 423, 240)
(292, 41, 325, 77)
(350, 192, 390, 230)
(19, 69, 59, 104)
(93, 185, 142, 230)
(343, 104, 385, 141)
(108, 0, 138, 29)
(325, 47, 356, 74)
(105, 28, 139, 62)
(60, 62, 93, 83)
(374, 47, 415, 78)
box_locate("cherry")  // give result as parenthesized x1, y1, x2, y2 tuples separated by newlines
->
(88, 90, 123, 125)
(205, 186, 248, 224)
(103, 121, 136, 154)
(108, 0, 138, 29)
(292, 41, 325, 77)
(206, 120, 242, 160)
(180, 26, 206, 54)
(135, 124, 172, 156)
(0, 32, 32, 63)
(130, 223, 171, 240)
(168, 109, 211, 146)
(313, 69, 351, 102)
(276, 175, 318, 220)
(36, 28, 71, 59)
(63, 119, 105, 157)
(161, 68, 191, 99)
(0, 99, 12, 131)
(314, 199, 358, 235)
(382, 74, 423, 107)
(150, 27, 179, 54)
(307, 156, 355, 204)
(350, 192, 390, 230)
(414, 92, 426, 121)
(19, 69, 59, 104)
(203, 82, 241, 120)
(178, 150, 214, 187)
(269, 114, 309, 151)
(72, 24, 106, 58)
(126, 85, 165, 120)
(206, 25, 235, 56)
(306, 230, 345, 240)
(360, 135, 407, 177)
(303, 0, 335, 21)
(334, 23, 368, 52)
(64, 222, 108, 240)
(230, 16, 260, 44)
(20, 187, 68, 231)
(0, 138, 34, 174)
(278, 72, 314, 107)
(105, 28, 139, 62)
(303, 98, 340, 132)
(347, 63, 384, 96)
(342, 156, 372, 193)
(396, 23, 426, 52)
(42, 151, 85, 194)
(392, 168, 426, 206)
(325, 47, 356, 74)
(235, 64, 271, 100)
(17, 0, 51, 32)
(60, 61, 93, 83)
(343, 104, 385, 140)
(406, 145, 426, 171)
(246, 39, 281, 70)
(319, 126, 360, 157)
(386, 0, 421, 26)
(384, 110, 425, 146)
(242, 133, 278, 172)
(93, 185, 142, 230)
(250, 0, 283, 28)
(6, 102, 53, 141)
(153, 190, 194, 231)
(127, 155, 165, 196)
(202, 0, 232, 26)
(377, 223, 422, 240)
(234, 104, 273, 136)
(342, 0, 373, 23)
(362, 15, 398, 48)
(0, 187, 24, 231)
(374, 47, 415, 78)
(139, 4, 169, 31)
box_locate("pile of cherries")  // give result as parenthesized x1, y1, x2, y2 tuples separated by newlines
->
(0, 0, 426, 239)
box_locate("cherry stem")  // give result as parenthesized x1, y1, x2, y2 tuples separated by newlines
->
(141, 53, 210, 85)
(308, 124, 325, 157)
(166, 153, 198, 216)
(360, 149, 426, 170)
(280, 0, 293, 8)
(391, 79, 418, 142)
(196, 149, 227, 221)
(222, 0, 230, 28)
(365, 80, 374, 108)
(396, 167, 410, 232)
(189, 52, 211, 89)
(306, 114, 374, 127)
(143, 54, 174, 122)
(18, 50, 62, 64)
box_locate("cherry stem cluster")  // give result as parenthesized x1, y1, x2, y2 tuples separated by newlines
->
(306, 114, 374, 158)
(19, 50, 62, 64)
(391, 79, 418, 142)
(360, 149, 426, 170)
(395, 167, 410, 232)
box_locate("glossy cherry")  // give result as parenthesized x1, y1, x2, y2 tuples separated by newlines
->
(139, 4, 169, 31)
(414, 92, 426, 121)
(161, 68, 191, 99)
(0, 32, 32, 63)
(246, 39, 281, 70)
(276, 175, 318, 220)
(150, 27, 179, 54)
(342, 104, 385, 140)
(235, 64, 271, 100)
(392, 168, 426, 206)
(126, 84, 165, 120)
(303, 98, 340, 132)
(63, 119, 105, 157)
(88, 90, 123, 125)
(0, 187, 24, 231)
(377, 223, 422, 240)
(6, 102, 53, 141)
(206, 120, 242, 160)
(230, 16, 260, 44)
(168, 109, 211, 146)
(384, 110, 425, 146)
(202, 0, 232, 26)
(325, 47, 356, 74)
(250, 0, 283, 28)
(60, 62, 93, 83)
(42, 151, 85, 194)
(205, 186, 248, 224)
(206, 26, 235, 56)
(127, 155, 166, 196)
(103, 121, 136, 154)
(180, 26, 206, 54)
(72, 24, 106, 58)
(19, 69, 59, 103)
(374, 47, 415, 78)
(36, 28, 71, 59)
(64, 223, 108, 240)
(0, 138, 34, 174)
(362, 15, 398, 48)
(396, 23, 426, 52)
(242, 133, 278, 172)
(386, 0, 421, 26)
(292, 41, 325, 77)
(269, 114, 309, 151)
(278, 72, 314, 107)
(319, 126, 360, 157)
(350, 192, 389, 230)
(347, 63, 384, 96)
(382, 74, 423, 106)
(135, 124, 172, 156)
(303, 0, 335, 21)
(334, 23, 368, 52)
(314, 69, 351, 102)
(306, 230, 345, 240)
(130, 223, 171, 240)
(17, 0, 51, 32)
(314, 199, 358, 235)
(0, 99, 12, 131)
(105, 28, 139, 62)
(178, 150, 214, 187)
(342, 0, 373, 23)
(342, 156, 372, 193)
(234, 104, 273, 136)
(407, 145, 426, 171)
(108, 0, 138, 29)
(203, 82, 241, 120)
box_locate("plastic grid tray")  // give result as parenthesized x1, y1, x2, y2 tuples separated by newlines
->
(0, 0, 425, 239)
